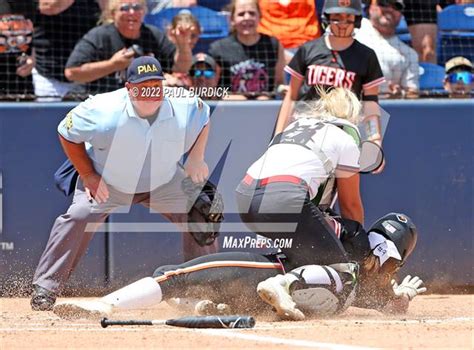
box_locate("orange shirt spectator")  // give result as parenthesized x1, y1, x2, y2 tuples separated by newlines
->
(257, 0, 321, 50)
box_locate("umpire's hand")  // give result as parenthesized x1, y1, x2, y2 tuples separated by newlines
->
(82, 173, 110, 204)
(184, 159, 209, 183)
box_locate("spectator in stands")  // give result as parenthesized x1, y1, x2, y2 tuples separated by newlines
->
(31, 0, 102, 100)
(208, 0, 285, 100)
(257, 0, 321, 63)
(167, 10, 200, 51)
(65, 0, 193, 94)
(402, 0, 438, 63)
(189, 52, 220, 99)
(356, 0, 419, 98)
(0, 1, 35, 99)
(147, 0, 197, 14)
(163, 10, 201, 88)
(443, 56, 474, 98)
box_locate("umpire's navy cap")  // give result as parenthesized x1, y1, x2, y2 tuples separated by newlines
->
(127, 56, 165, 83)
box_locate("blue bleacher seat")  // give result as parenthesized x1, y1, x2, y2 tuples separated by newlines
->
(437, 5, 474, 65)
(438, 4, 474, 31)
(396, 16, 408, 34)
(144, 6, 229, 53)
(396, 16, 411, 45)
(418, 63, 445, 91)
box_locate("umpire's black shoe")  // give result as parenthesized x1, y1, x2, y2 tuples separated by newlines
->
(30, 285, 57, 311)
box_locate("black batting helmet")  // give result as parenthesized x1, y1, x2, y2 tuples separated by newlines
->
(322, 0, 363, 29)
(368, 213, 418, 265)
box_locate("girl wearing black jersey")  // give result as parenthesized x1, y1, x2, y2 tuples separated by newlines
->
(276, 0, 385, 172)
(208, 0, 285, 100)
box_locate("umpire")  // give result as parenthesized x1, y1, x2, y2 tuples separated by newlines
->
(31, 56, 217, 311)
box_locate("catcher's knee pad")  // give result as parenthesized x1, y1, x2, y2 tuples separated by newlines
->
(291, 287, 339, 316)
(289, 262, 359, 316)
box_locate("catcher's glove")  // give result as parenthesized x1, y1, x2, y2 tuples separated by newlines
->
(182, 177, 224, 246)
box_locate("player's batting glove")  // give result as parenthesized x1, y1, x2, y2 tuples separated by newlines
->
(391, 275, 427, 301)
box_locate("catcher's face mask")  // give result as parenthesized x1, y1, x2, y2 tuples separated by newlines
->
(328, 118, 384, 173)
(0, 15, 33, 54)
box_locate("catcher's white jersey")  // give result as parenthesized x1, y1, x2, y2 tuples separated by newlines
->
(246, 118, 360, 199)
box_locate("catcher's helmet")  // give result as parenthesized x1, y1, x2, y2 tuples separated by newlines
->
(322, 0, 363, 29)
(368, 213, 418, 265)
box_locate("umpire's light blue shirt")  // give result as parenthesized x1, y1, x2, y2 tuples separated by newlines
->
(58, 87, 210, 194)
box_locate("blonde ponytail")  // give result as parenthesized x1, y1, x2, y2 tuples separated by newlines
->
(292, 87, 362, 125)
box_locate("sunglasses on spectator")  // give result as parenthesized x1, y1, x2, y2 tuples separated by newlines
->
(447, 71, 473, 84)
(119, 3, 144, 12)
(191, 69, 215, 78)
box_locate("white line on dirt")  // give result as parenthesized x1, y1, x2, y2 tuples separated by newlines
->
(198, 329, 378, 350)
(257, 316, 474, 328)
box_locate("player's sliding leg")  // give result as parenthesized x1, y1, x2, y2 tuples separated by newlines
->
(52, 276, 162, 320)
(53, 252, 283, 319)
(257, 263, 358, 320)
(152, 251, 282, 313)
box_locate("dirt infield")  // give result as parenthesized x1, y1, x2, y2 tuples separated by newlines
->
(0, 295, 472, 349)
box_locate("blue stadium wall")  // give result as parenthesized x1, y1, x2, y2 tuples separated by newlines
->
(0, 99, 472, 294)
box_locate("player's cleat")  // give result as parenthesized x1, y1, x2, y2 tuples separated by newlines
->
(30, 285, 57, 311)
(194, 300, 231, 316)
(257, 274, 305, 321)
(53, 300, 113, 320)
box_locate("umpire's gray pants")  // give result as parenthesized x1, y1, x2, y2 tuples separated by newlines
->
(33, 169, 217, 294)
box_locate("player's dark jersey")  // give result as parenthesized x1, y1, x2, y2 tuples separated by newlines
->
(285, 37, 385, 100)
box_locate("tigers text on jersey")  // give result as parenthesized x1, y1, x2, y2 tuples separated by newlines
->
(285, 36, 385, 100)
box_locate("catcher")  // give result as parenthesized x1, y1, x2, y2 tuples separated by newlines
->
(235, 86, 379, 270)
(53, 212, 426, 321)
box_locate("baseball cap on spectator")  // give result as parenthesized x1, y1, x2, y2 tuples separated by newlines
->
(191, 53, 217, 71)
(127, 56, 165, 83)
(445, 56, 473, 74)
(367, 0, 405, 11)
